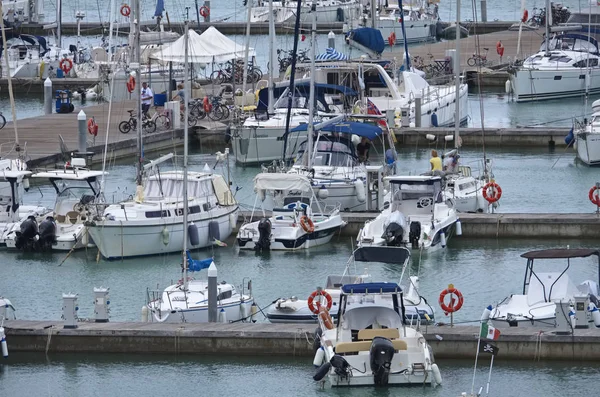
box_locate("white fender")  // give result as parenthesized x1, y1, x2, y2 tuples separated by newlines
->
(313, 346, 325, 367)
(431, 363, 442, 385)
(141, 305, 149, 322)
(589, 302, 600, 327)
(455, 219, 462, 236)
(354, 180, 366, 203)
(440, 231, 447, 248)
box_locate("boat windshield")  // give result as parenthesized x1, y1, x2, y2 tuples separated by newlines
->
(391, 180, 442, 201)
(540, 35, 599, 53)
(295, 136, 358, 167)
(144, 178, 214, 200)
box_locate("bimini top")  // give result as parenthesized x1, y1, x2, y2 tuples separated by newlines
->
(341, 282, 402, 294)
(290, 121, 383, 141)
(521, 248, 600, 259)
(253, 173, 313, 193)
(33, 169, 106, 180)
(257, 82, 357, 112)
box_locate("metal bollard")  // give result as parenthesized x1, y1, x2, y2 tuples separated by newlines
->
(77, 110, 86, 154)
(328, 31, 335, 49)
(208, 261, 217, 322)
(44, 77, 53, 115)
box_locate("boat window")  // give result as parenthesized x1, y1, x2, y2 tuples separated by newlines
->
(189, 205, 201, 214)
(217, 290, 232, 300)
(589, 58, 599, 67)
(548, 56, 571, 63)
(458, 181, 477, 190)
(283, 196, 311, 206)
(327, 72, 339, 85)
(145, 210, 170, 218)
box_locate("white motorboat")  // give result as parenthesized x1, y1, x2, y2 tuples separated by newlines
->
(6, 158, 105, 251)
(575, 98, 600, 165)
(87, 168, 239, 259)
(490, 248, 600, 330)
(358, 176, 459, 251)
(250, 0, 361, 23)
(0, 296, 16, 320)
(267, 246, 435, 324)
(237, 173, 346, 251)
(508, 33, 600, 102)
(311, 281, 442, 387)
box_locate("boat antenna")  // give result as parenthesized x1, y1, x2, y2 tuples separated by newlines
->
(182, 12, 191, 291)
(0, 6, 21, 157)
(281, 0, 303, 162)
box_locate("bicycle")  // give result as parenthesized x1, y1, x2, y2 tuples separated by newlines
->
(527, 7, 546, 27)
(149, 107, 172, 131)
(119, 110, 156, 134)
(467, 48, 489, 67)
(207, 96, 230, 121)
(0, 112, 5, 129)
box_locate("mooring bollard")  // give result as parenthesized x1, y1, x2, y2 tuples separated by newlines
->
(77, 110, 86, 154)
(208, 261, 217, 322)
(62, 293, 79, 329)
(328, 31, 335, 49)
(44, 77, 53, 115)
(93, 287, 110, 323)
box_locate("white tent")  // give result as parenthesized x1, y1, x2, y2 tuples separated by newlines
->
(151, 26, 255, 64)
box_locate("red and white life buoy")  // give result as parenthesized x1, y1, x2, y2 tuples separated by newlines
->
(439, 286, 464, 314)
(87, 118, 98, 136)
(388, 32, 397, 46)
(522, 9, 529, 23)
(496, 41, 504, 57)
(126, 75, 135, 93)
(589, 186, 600, 206)
(59, 58, 73, 74)
(120, 4, 131, 17)
(199, 6, 210, 18)
(482, 182, 502, 204)
(308, 289, 332, 314)
(318, 306, 335, 330)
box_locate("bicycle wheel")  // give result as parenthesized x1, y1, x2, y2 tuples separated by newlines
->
(191, 104, 207, 120)
(220, 105, 230, 120)
(210, 71, 223, 85)
(119, 121, 131, 134)
(252, 67, 263, 82)
(155, 115, 170, 130)
(208, 106, 225, 121)
(187, 114, 198, 127)
(143, 120, 156, 134)
(0, 114, 6, 129)
(467, 57, 476, 67)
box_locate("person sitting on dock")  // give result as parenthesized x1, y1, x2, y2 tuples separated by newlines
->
(430, 149, 443, 175)
(173, 83, 185, 113)
(141, 82, 154, 118)
(357, 137, 371, 163)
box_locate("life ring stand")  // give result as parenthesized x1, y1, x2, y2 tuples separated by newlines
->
(589, 186, 600, 206)
(199, 6, 210, 18)
(126, 75, 136, 93)
(438, 285, 464, 314)
(308, 289, 332, 314)
(482, 181, 502, 204)
(120, 4, 131, 17)
(87, 117, 98, 136)
(318, 306, 335, 330)
(59, 58, 73, 74)
(300, 215, 315, 233)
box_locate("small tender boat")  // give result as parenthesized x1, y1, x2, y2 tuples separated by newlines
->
(358, 175, 459, 252)
(575, 99, 600, 166)
(312, 281, 442, 387)
(490, 248, 600, 330)
(237, 173, 346, 251)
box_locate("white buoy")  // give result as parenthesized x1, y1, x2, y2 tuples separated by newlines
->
(425, 134, 436, 141)
(505, 80, 511, 94)
(589, 302, 600, 327)
(22, 178, 30, 191)
(240, 303, 247, 320)
(455, 219, 462, 236)
(161, 227, 170, 246)
(313, 346, 325, 367)
(354, 180, 366, 203)
(318, 186, 329, 200)
(444, 135, 453, 141)
(480, 305, 492, 322)
(0, 326, 7, 358)
(569, 306, 577, 328)
(229, 213, 237, 228)
(440, 231, 447, 248)
(250, 302, 258, 323)
(141, 305, 149, 322)
(219, 308, 227, 323)
(431, 363, 442, 385)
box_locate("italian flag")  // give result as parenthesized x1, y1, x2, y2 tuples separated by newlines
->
(480, 322, 501, 340)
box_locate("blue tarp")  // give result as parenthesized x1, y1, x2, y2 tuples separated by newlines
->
(316, 47, 349, 61)
(154, 0, 165, 17)
(257, 82, 358, 112)
(347, 27, 385, 55)
(290, 121, 383, 140)
(341, 282, 402, 294)
(186, 251, 212, 272)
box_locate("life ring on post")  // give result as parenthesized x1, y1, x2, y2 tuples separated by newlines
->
(120, 4, 131, 17)
(199, 6, 210, 18)
(589, 186, 600, 206)
(482, 182, 502, 204)
(388, 32, 396, 46)
(318, 306, 335, 330)
(521, 9, 528, 23)
(308, 289, 332, 314)
(496, 41, 504, 57)
(300, 215, 315, 233)
(438, 285, 464, 314)
(126, 75, 135, 93)
(59, 58, 73, 74)
(203, 96, 212, 113)
(87, 118, 98, 136)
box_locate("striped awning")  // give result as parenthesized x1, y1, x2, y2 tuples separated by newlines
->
(315, 47, 348, 61)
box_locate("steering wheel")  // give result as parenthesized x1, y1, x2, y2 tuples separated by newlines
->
(417, 197, 433, 208)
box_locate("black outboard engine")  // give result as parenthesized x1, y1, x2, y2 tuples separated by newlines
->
(37, 216, 57, 251)
(255, 218, 272, 252)
(369, 337, 395, 386)
(14, 215, 38, 250)
(329, 354, 351, 380)
(409, 221, 422, 249)
(383, 222, 404, 246)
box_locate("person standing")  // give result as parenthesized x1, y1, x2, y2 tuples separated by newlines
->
(141, 82, 154, 118)
(357, 137, 371, 163)
(430, 149, 442, 174)
(173, 83, 185, 113)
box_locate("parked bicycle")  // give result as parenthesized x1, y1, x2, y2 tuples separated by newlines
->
(274, 49, 310, 73)
(527, 7, 546, 27)
(119, 110, 156, 134)
(210, 60, 263, 85)
(207, 96, 230, 121)
(467, 47, 489, 67)
(0, 112, 6, 130)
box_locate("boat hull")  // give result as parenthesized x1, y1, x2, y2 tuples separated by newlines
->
(238, 222, 342, 251)
(576, 132, 600, 165)
(150, 299, 255, 323)
(510, 67, 600, 102)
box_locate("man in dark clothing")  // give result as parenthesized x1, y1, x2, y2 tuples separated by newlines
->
(357, 137, 371, 163)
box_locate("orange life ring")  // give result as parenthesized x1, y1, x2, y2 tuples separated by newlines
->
(521, 9, 528, 23)
(203, 96, 212, 113)
(482, 182, 502, 204)
(87, 118, 98, 136)
(59, 58, 73, 73)
(120, 4, 131, 17)
(589, 186, 600, 206)
(318, 306, 335, 330)
(300, 215, 315, 233)
(388, 32, 396, 46)
(308, 289, 332, 314)
(126, 75, 135, 93)
(199, 6, 210, 17)
(496, 41, 504, 57)
(439, 287, 464, 314)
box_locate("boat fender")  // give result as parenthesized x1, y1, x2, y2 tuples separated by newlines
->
(208, 220, 220, 243)
(229, 213, 237, 229)
(0, 326, 7, 358)
(250, 302, 258, 323)
(569, 306, 576, 328)
(188, 222, 200, 246)
(23, 178, 30, 192)
(141, 305, 149, 322)
(480, 305, 493, 322)
(431, 112, 438, 127)
(354, 179, 366, 203)
(313, 346, 325, 367)
(219, 308, 227, 323)
(588, 302, 600, 327)
(317, 185, 329, 200)
(313, 362, 332, 381)
(313, 327, 322, 353)
(455, 219, 462, 236)
(431, 363, 442, 385)
(505, 80, 511, 94)
(440, 231, 447, 248)
(564, 127, 574, 146)
(224, 126, 232, 144)
(161, 227, 170, 246)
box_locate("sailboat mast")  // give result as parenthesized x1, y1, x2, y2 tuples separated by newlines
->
(398, 0, 410, 70)
(307, 5, 317, 168)
(182, 18, 190, 290)
(454, 0, 461, 148)
(134, 0, 143, 186)
(241, 1, 252, 105)
(544, 0, 550, 57)
(57, 0, 62, 49)
(0, 3, 20, 151)
(267, 0, 275, 114)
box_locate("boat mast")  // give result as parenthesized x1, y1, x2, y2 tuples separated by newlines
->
(241, 0, 252, 107)
(0, 3, 20, 154)
(267, 0, 275, 114)
(306, 4, 317, 168)
(182, 16, 191, 291)
(544, 0, 550, 57)
(398, 0, 410, 70)
(454, 0, 461, 149)
(134, 0, 143, 187)
(57, 0, 62, 49)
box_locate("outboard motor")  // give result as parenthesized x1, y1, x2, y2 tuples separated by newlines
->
(255, 218, 272, 252)
(369, 337, 395, 386)
(383, 222, 404, 246)
(409, 221, 422, 249)
(37, 216, 57, 250)
(330, 354, 351, 380)
(14, 215, 38, 250)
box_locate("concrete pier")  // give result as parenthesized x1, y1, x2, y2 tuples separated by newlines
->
(4, 320, 600, 361)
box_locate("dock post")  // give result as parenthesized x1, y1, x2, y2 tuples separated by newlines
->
(480, 0, 487, 22)
(44, 77, 53, 115)
(93, 287, 110, 323)
(208, 261, 218, 322)
(328, 31, 335, 49)
(203, 1, 211, 22)
(62, 293, 79, 329)
(77, 110, 87, 154)
(415, 93, 422, 128)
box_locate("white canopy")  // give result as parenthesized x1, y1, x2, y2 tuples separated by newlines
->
(151, 26, 255, 64)
(253, 173, 313, 193)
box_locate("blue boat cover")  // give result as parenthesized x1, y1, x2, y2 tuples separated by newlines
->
(186, 251, 212, 272)
(348, 28, 385, 55)
(290, 121, 383, 140)
(257, 82, 358, 112)
(341, 282, 402, 294)
(154, 0, 165, 17)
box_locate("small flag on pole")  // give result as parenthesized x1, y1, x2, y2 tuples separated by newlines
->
(366, 99, 387, 127)
(478, 341, 499, 356)
(480, 322, 501, 340)
(213, 238, 228, 247)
